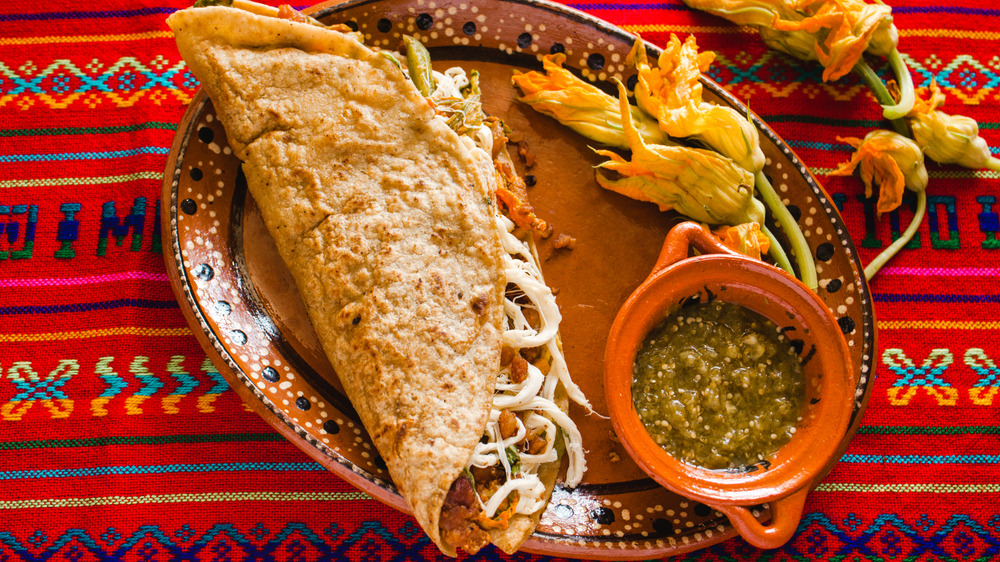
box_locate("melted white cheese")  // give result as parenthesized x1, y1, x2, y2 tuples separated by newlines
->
(434, 67, 592, 519)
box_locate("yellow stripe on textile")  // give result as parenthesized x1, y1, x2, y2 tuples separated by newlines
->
(0, 31, 173, 46)
(619, 24, 755, 35)
(0, 491, 371, 510)
(0, 327, 192, 342)
(878, 321, 1000, 330)
(0, 172, 162, 189)
(816, 483, 1000, 493)
(898, 29, 1000, 40)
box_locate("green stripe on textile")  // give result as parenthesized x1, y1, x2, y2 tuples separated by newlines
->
(857, 426, 1000, 436)
(0, 491, 372, 510)
(762, 114, 885, 128)
(0, 433, 284, 451)
(0, 122, 177, 137)
(0, 171, 162, 189)
(815, 483, 1000, 493)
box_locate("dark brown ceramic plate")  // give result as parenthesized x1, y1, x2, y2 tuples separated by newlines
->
(161, 0, 876, 558)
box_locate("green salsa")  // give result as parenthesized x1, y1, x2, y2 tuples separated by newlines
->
(632, 301, 805, 470)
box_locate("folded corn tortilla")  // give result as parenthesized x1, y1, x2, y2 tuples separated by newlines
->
(169, 5, 509, 555)
(168, 3, 592, 556)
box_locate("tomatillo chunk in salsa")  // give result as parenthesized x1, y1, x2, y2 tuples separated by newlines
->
(632, 301, 805, 470)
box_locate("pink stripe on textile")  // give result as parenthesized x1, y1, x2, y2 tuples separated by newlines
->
(0, 271, 168, 288)
(879, 267, 1000, 277)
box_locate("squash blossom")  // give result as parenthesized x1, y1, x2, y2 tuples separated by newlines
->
(682, 0, 819, 60)
(906, 80, 994, 170)
(830, 129, 928, 280)
(628, 31, 814, 287)
(770, 0, 895, 82)
(593, 81, 764, 227)
(709, 222, 771, 260)
(829, 130, 928, 216)
(682, 0, 913, 119)
(684, 0, 894, 81)
(511, 53, 667, 149)
(629, 34, 765, 173)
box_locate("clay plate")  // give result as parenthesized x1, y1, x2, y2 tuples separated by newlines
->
(161, 0, 876, 558)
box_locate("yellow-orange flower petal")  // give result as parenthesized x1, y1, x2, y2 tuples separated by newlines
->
(629, 34, 765, 172)
(829, 130, 927, 216)
(629, 34, 713, 123)
(772, 0, 894, 81)
(511, 53, 667, 149)
(593, 80, 763, 226)
(906, 80, 992, 169)
(709, 222, 771, 260)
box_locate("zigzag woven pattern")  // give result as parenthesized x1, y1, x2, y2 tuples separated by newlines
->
(2, 0, 1000, 560)
(1, 516, 999, 561)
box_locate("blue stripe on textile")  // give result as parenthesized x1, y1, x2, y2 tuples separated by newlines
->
(0, 462, 326, 480)
(840, 455, 1000, 464)
(567, 3, 684, 10)
(0, 8, 175, 22)
(893, 7, 1000, 16)
(785, 140, 855, 152)
(0, 147, 170, 163)
(873, 294, 1000, 304)
(0, 299, 179, 315)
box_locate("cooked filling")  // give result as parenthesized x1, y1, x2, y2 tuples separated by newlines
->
(439, 476, 491, 553)
(428, 66, 590, 549)
(632, 301, 805, 470)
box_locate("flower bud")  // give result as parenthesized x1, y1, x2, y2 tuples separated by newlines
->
(907, 81, 992, 169)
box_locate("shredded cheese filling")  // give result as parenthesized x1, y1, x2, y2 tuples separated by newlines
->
(430, 66, 593, 520)
(476, 215, 591, 518)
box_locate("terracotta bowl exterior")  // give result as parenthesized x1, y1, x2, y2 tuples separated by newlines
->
(604, 222, 855, 549)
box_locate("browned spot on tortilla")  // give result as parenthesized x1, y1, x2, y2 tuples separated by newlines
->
(472, 293, 489, 315)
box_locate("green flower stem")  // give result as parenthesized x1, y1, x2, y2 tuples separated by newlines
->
(755, 170, 818, 290)
(883, 49, 915, 120)
(854, 59, 909, 137)
(761, 225, 795, 275)
(864, 189, 926, 280)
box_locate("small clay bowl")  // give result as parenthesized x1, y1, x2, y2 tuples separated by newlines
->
(604, 221, 854, 549)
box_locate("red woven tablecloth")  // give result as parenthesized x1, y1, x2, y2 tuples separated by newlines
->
(2, 0, 999, 560)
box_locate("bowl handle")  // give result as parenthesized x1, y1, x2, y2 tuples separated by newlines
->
(652, 222, 740, 275)
(714, 487, 809, 550)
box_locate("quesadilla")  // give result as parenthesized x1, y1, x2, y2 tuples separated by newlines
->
(168, 2, 590, 556)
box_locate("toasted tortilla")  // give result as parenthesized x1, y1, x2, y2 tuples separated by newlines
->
(169, 5, 508, 555)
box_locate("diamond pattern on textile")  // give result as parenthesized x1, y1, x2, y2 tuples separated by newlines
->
(0, 57, 195, 110)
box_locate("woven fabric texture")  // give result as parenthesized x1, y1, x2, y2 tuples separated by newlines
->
(1, 0, 999, 560)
